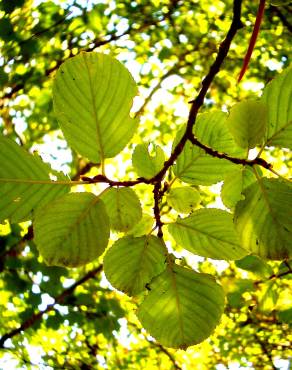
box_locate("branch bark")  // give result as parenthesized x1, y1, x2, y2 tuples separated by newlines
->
(151, 0, 244, 182)
(0, 4, 181, 109)
(0, 265, 103, 348)
(81, 2, 245, 188)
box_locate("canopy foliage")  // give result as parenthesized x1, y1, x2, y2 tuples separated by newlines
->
(0, 0, 291, 369)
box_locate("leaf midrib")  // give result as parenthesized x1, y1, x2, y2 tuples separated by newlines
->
(41, 195, 101, 248)
(173, 220, 239, 247)
(169, 266, 185, 344)
(266, 120, 292, 146)
(254, 173, 287, 243)
(82, 53, 104, 164)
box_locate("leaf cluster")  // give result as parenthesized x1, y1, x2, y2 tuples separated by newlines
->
(0, 0, 291, 367)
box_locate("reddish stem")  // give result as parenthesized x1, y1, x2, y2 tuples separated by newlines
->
(238, 0, 266, 82)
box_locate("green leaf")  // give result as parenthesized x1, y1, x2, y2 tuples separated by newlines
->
(137, 264, 224, 349)
(166, 186, 200, 213)
(128, 213, 154, 237)
(258, 281, 279, 313)
(225, 279, 255, 308)
(173, 111, 246, 185)
(0, 136, 69, 223)
(277, 308, 292, 324)
(0, 67, 9, 87)
(100, 187, 142, 232)
(234, 178, 292, 260)
(168, 208, 248, 260)
(103, 235, 167, 296)
(226, 100, 267, 149)
(132, 143, 165, 179)
(53, 52, 138, 163)
(235, 255, 273, 278)
(34, 192, 110, 267)
(0, 0, 25, 13)
(46, 312, 63, 330)
(268, 0, 292, 6)
(261, 66, 292, 149)
(0, 18, 15, 41)
(221, 166, 258, 210)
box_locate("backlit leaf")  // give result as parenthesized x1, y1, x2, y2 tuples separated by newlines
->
(234, 178, 292, 260)
(166, 186, 200, 213)
(221, 166, 258, 210)
(258, 281, 279, 313)
(104, 235, 167, 296)
(168, 208, 247, 260)
(269, 0, 292, 5)
(53, 52, 138, 162)
(261, 65, 292, 149)
(235, 255, 273, 278)
(277, 308, 292, 323)
(0, 136, 69, 223)
(132, 143, 165, 179)
(100, 187, 142, 232)
(128, 213, 154, 237)
(34, 192, 110, 267)
(173, 111, 246, 185)
(137, 264, 224, 349)
(226, 100, 267, 149)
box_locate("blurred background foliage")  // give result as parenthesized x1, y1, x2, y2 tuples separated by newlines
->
(0, 0, 291, 369)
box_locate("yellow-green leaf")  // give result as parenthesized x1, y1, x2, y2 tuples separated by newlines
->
(173, 111, 246, 185)
(168, 208, 248, 260)
(137, 264, 224, 349)
(53, 52, 138, 162)
(132, 143, 165, 179)
(226, 100, 267, 149)
(167, 186, 200, 213)
(104, 235, 167, 296)
(34, 192, 110, 267)
(0, 136, 69, 223)
(100, 187, 142, 232)
(261, 65, 292, 149)
(234, 178, 292, 260)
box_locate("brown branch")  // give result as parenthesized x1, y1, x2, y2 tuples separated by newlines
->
(0, 7, 178, 109)
(0, 26, 136, 107)
(127, 321, 182, 370)
(152, 342, 182, 370)
(0, 225, 33, 262)
(150, 0, 244, 183)
(5, 10, 73, 57)
(271, 5, 292, 33)
(267, 265, 292, 281)
(188, 136, 272, 169)
(283, 260, 292, 271)
(80, 141, 273, 188)
(83, 0, 245, 191)
(0, 265, 103, 348)
(153, 183, 163, 238)
(254, 263, 292, 286)
(134, 66, 179, 118)
(71, 162, 98, 181)
(254, 331, 277, 370)
(134, 45, 203, 119)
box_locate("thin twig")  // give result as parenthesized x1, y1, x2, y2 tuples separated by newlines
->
(152, 342, 182, 370)
(153, 183, 164, 238)
(0, 7, 178, 108)
(150, 0, 244, 183)
(0, 265, 103, 348)
(270, 5, 292, 33)
(5, 10, 73, 56)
